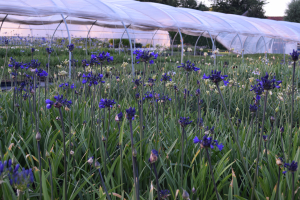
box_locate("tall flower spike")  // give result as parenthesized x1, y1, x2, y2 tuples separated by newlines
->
(126, 107, 136, 120)
(177, 60, 200, 72)
(149, 149, 159, 163)
(178, 117, 192, 127)
(255, 72, 282, 91)
(67, 44, 74, 52)
(193, 135, 224, 151)
(290, 49, 299, 61)
(202, 70, 228, 86)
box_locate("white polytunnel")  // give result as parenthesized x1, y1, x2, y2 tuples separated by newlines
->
(0, 0, 299, 55)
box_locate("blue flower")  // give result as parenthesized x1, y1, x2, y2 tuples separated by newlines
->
(126, 107, 136, 120)
(115, 112, 123, 122)
(9, 166, 34, 191)
(263, 135, 268, 141)
(82, 73, 105, 86)
(193, 135, 223, 151)
(99, 99, 116, 109)
(149, 149, 159, 163)
(160, 189, 170, 199)
(202, 70, 228, 86)
(46, 48, 53, 54)
(45, 99, 54, 109)
(31, 48, 35, 53)
(133, 50, 157, 64)
(158, 95, 171, 102)
(144, 91, 153, 100)
(178, 117, 192, 127)
(249, 104, 259, 113)
(35, 69, 48, 77)
(290, 49, 299, 61)
(46, 94, 72, 109)
(97, 51, 113, 63)
(255, 72, 282, 91)
(161, 73, 171, 82)
(132, 78, 142, 86)
(284, 161, 298, 172)
(178, 60, 200, 72)
(67, 44, 74, 52)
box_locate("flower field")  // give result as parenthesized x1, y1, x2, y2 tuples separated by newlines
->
(0, 42, 299, 200)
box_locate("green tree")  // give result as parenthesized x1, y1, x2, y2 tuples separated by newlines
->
(284, 0, 300, 23)
(210, 0, 266, 18)
(136, 0, 209, 10)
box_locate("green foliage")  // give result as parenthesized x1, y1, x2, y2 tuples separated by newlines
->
(0, 46, 299, 200)
(284, 0, 300, 23)
(211, 0, 266, 18)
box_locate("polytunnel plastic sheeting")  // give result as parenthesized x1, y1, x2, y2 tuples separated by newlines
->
(0, 21, 171, 47)
(0, 0, 300, 54)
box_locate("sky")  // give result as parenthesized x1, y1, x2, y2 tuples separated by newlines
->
(200, 0, 291, 16)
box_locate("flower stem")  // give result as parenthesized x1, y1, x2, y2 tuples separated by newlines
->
(181, 126, 185, 188)
(292, 172, 295, 200)
(251, 92, 268, 200)
(48, 158, 54, 200)
(275, 165, 280, 200)
(129, 120, 139, 200)
(118, 123, 123, 194)
(58, 108, 67, 200)
(98, 168, 111, 200)
(289, 61, 295, 160)
(184, 72, 189, 117)
(37, 141, 42, 200)
(153, 163, 161, 200)
(206, 148, 220, 200)
(216, 84, 259, 200)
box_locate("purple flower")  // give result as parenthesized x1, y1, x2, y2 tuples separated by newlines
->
(161, 73, 171, 82)
(284, 161, 298, 172)
(255, 72, 282, 90)
(133, 50, 157, 64)
(67, 44, 74, 52)
(178, 117, 192, 127)
(202, 70, 228, 86)
(99, 99, 116, 109)
(46, 48, 53, 54)
(126, 107, 136, 120)
(178, 60, 200, 72)
(193, 135, 224, 151)
(290, 49, 299, 61)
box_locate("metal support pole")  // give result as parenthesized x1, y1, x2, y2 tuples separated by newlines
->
(50, 19, 64, 47)
(150, 29, 159, 50)
(171, 32, 178, 56)
(86, 20, 97, 57)
(119, 24, 131, 55)
(61, 14, 71, 79)
(178, 28, 184, 64)
(0, 14, 8, 32)
(194, 32, 205, 56)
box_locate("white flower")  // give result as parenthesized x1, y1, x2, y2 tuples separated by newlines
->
(58, 71, 68, 76)
(187, 47, 192, 52)
(200, 48, 203, 51)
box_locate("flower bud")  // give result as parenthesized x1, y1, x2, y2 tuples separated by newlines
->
(102, 136, 107, 142)
(36, 132, 41, 141)
(182, 190, 190, 200)
(192, 187, 196, 194)
(276, 158, 283, 166)
(95, 161, 100, 168)
(65, 106, 70, 111)
(149, 149, 158, 163)
(46, 151, 50, 158)
(88, 157, 94, 165)
(56, 116, 60, 121)
(270, 116, 275, 123)
(54, 102, 62, 108)
(280, 127, 284, 133)
(132, 148, 137, 157)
